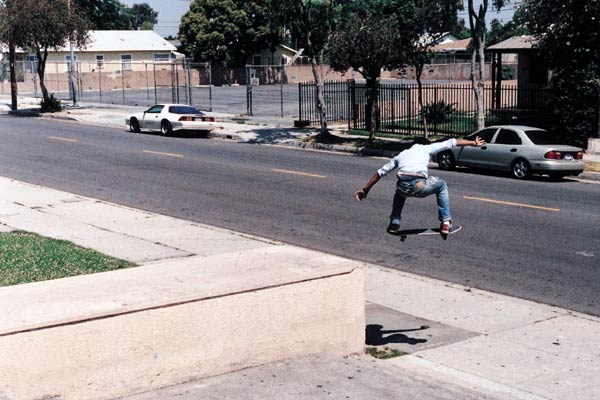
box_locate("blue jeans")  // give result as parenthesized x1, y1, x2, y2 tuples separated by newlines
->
(391, 176, 451, 223)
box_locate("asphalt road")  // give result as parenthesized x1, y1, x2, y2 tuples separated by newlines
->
(1, 115, 599, 316)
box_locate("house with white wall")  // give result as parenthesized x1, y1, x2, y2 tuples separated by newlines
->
(38, 30, 180, 74)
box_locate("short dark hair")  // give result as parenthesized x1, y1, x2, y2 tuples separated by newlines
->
(413, 137, 431, 145)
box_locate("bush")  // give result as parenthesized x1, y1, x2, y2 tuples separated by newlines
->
(421, 100, 456, 124)
(501, 65, 515, 80)
(40, 94, 63, 113)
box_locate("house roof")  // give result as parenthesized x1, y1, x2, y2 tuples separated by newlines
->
(488, 35, 537, 52)
(69, 30, 177, 53)
(431, 38, 471, 52)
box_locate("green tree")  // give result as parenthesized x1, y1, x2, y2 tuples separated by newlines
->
(0, 0, 19, 110)
(179, 0, 282, 67)
(131, 3, 159, 31)
(487, 10, 528, 46)
(328, 0, 422, 141)
(74, 0, 134, 30)
(277, 0, 338, 139)
(407, 0, 462, 138)
(467, 0, 510, 129)
(522, 0, 600, 144)
(5, 0, 90, 104)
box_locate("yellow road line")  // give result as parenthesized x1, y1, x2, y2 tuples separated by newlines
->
(463, 196, 560, 212)
(143, 150, 184, 159)
(48, 136, 77, 142)
(272, 168, 327, 179)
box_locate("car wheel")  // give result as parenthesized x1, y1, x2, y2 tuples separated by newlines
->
(511, 159, 530, 179)
(437, 151, 456, 170)
(160, 120, 172, 136)
(129, 118, 140, 133)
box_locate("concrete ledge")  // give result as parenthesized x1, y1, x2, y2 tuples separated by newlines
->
(0, 247, 365, 400)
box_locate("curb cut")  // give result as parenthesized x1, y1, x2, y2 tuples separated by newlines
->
(280, 140, 399, 158)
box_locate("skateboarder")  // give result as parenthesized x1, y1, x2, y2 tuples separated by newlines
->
(354, 136, 485, 237)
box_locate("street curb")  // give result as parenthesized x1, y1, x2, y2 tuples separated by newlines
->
(8, 108, 41, 117)
(281, 140, 399, 158)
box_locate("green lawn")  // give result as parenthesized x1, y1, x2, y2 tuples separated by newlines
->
(0, 231, 136, 287)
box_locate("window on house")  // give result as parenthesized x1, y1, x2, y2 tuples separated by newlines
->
(121, 54, 132, 71)
(252, 56, 262, 65)
(154, 53, 170, 63)
(26, 55, 38, 73)
(65, 54, 78, 72)
(96, 54, 104, 68)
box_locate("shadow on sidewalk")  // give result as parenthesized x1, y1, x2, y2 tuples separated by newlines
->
(365, 324, 429, 346)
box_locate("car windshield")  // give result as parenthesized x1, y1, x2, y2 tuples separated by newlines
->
(525, 130, 561, 145)
(169, 106, 202, 114)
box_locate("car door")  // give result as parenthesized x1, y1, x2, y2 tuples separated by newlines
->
(485, 128, 524, 170)
(454, 127, 499, 167)
(142, 105, 164, 130)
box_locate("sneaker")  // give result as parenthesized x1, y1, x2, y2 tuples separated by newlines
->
(440, 220, 452, 238)
(387, 222, 401, 235)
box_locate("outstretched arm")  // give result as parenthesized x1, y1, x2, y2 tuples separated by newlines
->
(456, 136, 485, 147)
(355, 172, 381, 201)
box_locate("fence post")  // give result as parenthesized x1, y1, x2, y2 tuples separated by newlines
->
(298, 82, 303, 122)
(246, 65, 253, 116)
(98, 64, 102, 103)
(187, 59, 193, 106)
(280, 65, 284, 118)
(208, 63, 213, 112)
(121, 67, 125, 104)
(145, 63, 150, 105)
(153, 63, 157, 104)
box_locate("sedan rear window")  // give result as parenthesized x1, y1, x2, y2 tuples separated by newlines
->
(169, 106, 202, 114)
(525, 130, 561, 145)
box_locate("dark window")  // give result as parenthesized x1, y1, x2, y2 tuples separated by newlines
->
(147, 105, 164, 113)
(495, 129, 522, 145)
(525, 130, 560, 145)
(169, 106, 201, 114)
(466, 128, 497, 143)
(252, 55, 262, 65)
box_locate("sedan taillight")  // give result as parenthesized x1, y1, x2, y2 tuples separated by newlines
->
(179, 116, 194, 121)
(202, 116, 215, 122)
(576, 151, 584, 160)
(545, 151, 561, 159)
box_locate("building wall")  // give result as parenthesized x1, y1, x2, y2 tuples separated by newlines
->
(45, 51, 173, 73)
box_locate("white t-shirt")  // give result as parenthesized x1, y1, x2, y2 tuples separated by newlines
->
(377, 139, 457, 178)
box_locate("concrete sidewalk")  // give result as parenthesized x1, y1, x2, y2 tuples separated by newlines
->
(1, 95, 600, 399)
(1, 177, 599, 400)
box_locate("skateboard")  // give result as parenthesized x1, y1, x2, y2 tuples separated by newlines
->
(394, 225, 462, 241)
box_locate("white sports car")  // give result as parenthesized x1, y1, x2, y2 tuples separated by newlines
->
(126, 104, 216, 135)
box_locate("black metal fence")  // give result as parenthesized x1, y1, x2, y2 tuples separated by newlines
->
(299, 80, 551, 137)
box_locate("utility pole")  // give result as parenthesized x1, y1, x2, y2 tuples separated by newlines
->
(67, 0, 78, 106)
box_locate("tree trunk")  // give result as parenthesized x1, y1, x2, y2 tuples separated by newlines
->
(416, 67, 428, 139)
(366, 75, 379, 142)
(470, 46, 484, 130)
(476, 36, 486, 129)
(36, 49, 49, 103)
(311, 51, 329, 140)
(8, 40, 17, 111)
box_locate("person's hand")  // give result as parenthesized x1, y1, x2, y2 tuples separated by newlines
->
(355, 189, 368, 202)
(474, 136, 486, 147)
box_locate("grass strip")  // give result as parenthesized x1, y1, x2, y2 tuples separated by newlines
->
(0, 231, 136, 287)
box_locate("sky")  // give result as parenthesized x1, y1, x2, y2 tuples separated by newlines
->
(119, 0, 517, 39)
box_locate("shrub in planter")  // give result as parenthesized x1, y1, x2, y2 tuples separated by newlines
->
(40, 94, 63, 113)
(421, 100, 455, 124)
